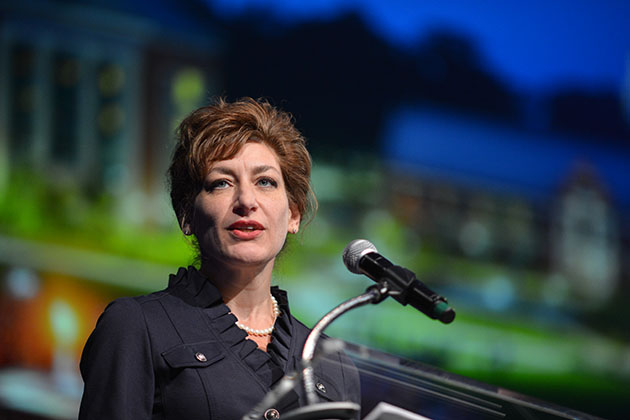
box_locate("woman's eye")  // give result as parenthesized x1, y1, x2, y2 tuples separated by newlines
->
(257, 178, 277, 188)
(208, 179, 230, 191)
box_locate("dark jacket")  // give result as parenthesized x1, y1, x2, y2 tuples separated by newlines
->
(79, 267, 360, 419)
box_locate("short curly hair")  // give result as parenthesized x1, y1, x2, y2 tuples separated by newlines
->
(168, 97, 317, 229)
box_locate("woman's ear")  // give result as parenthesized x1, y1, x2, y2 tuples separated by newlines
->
(288, 205, 301, 234)
(180, 216, 192, 236)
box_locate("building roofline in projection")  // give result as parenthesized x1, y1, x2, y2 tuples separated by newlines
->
(0, 0, 221, 51)
(383, 107, 630, 208)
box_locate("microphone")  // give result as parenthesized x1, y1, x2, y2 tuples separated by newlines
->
(343, 239, 455, 324)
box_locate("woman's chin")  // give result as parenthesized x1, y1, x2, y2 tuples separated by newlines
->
(220, 246, 278, 269)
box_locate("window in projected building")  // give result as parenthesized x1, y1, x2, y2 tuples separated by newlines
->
(51, 53, 81, 165)
(96, 62, 126, 193)
(170, 67, 206, 130)
(8, 44, 36, 161)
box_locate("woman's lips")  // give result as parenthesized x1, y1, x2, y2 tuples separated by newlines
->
(228, 220, 264, 240)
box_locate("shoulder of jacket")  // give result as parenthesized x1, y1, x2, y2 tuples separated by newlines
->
(99, 288, 177, 322)
(133, 288, 172, 305)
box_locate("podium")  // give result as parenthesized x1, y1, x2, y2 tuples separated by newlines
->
(347, 343, 604, 420)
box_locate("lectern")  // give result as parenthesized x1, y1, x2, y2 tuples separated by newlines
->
(349, 343, 604, 420)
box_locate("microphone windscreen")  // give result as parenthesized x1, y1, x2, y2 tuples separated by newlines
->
(342, 239, 378, 274)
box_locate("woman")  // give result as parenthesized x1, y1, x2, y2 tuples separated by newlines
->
(78, 98, 360, 419)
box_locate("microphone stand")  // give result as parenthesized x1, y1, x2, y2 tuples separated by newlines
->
(243, 282, 391, 420)
(301, 283, 389, 406)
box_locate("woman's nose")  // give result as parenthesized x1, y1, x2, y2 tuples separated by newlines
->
(233, 184, 258, 215)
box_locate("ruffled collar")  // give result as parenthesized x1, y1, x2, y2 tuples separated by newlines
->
(168, 266, 223, 308)
(168, 266, 293, 386)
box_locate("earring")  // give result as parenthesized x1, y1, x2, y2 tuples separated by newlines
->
(292, 228, 298, 234)
(183, 227, 191, 236)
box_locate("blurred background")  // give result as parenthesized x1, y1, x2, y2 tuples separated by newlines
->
(1, 0, 629, 418)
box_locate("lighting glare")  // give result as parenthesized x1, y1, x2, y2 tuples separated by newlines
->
(49, 300, 79, 347)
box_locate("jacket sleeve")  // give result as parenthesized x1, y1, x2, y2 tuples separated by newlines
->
(79, 298, 155, 419)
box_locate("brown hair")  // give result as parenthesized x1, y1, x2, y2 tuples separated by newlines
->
(168, 97, 317, 228)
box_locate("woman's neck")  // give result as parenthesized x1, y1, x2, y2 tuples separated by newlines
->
(199, 259, 276, 327)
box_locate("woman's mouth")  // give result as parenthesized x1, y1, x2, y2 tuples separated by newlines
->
(228, 220, 264, 239)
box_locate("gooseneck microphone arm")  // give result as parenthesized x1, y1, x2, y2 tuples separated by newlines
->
(301, 283, 389, 405)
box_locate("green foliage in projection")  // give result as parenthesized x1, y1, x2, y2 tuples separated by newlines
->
(0, 170, 191, 265)
(0, 171, 48, 235)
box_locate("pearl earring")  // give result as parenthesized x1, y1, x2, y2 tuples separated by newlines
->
(183, 227, 191, 235)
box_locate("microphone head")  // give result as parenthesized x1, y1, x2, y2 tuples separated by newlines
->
(343, 239, 378, 274)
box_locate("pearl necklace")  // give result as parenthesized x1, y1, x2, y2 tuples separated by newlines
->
(235, 295, 280, 337)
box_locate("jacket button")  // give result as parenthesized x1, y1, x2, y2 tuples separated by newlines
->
(264, 408, 280, 419)
(195, 352, 207, 362)
(316, 382, 326, 393)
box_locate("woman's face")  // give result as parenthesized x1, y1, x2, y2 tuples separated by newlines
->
(188, 142, 300, 269)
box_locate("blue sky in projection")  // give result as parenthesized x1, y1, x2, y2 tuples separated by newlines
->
(207, 0, 630, 205)
(208, 0, 630, 91)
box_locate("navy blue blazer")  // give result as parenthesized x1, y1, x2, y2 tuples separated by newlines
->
(79, 267, 360, 419)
